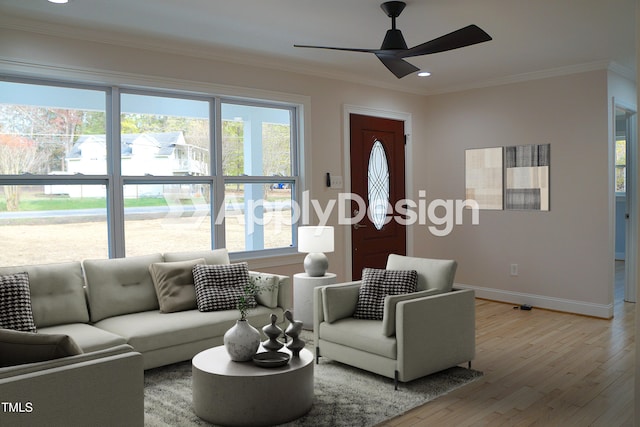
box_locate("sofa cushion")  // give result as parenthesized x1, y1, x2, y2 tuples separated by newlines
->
(386, 254, 457, 292)
(353, 268, 417, 321)
(0, 262, 89, 328)
(38, 323, 128, 353)
(163, 248, 230, 265)
(93, 306, 278, 354)
(83, 253, 163, 322)
(250, 272, 279, 309)
(318, 317, 397, 359)
(0, 273, 36, 333)
(321, 284, 360, 323)
(193, 263, 254, 312)
(149, 258, 204, 313)
(0, 328, 83, 367)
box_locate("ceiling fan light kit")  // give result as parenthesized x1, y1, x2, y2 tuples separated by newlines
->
(294, 1, 492, 79)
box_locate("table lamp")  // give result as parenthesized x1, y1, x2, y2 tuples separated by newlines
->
(298, 226, 334, 277)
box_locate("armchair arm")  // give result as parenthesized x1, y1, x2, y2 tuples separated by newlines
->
(0, 344, 144, 427)
(382, 289, 440, 337)
(396, 289, 476, 382)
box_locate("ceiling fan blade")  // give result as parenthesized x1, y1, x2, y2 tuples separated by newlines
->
(401, 24, 492, 58)
(294, 44, 377, 54)
(375, 54, 419, 78)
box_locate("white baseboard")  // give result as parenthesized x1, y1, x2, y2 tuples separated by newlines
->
(455, 282, 613, 319)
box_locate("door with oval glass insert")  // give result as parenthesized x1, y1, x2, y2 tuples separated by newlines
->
(350, 114, 407, 280)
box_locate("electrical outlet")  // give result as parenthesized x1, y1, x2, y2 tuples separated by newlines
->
(330, 175, 343, 189)
(510, 264, 518, 276)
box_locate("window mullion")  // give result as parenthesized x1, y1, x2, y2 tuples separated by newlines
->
(213, 97, 226, 250)
(107, 87, 125, 258)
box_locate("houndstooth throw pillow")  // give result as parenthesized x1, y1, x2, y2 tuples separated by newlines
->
(0, 272, 37, 332)
(353, 268, 418, 320)
(193, 262, 256, 312)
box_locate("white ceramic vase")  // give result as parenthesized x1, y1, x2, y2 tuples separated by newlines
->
(223, 319, 261, 362)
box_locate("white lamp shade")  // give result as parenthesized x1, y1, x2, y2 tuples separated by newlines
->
(298, 226, 334, 253)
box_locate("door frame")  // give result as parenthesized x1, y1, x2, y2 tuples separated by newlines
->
(343, 104, 413, 281)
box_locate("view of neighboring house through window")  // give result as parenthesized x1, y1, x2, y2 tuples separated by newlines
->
(0, 80, 109, 264)
(221, 102, 295, 252)
(0, 78, 300, 264)
(118, 92, 213, 256)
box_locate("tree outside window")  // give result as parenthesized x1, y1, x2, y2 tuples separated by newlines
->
(616, 138, 626, 193)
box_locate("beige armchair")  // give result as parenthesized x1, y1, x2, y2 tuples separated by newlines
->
(313, 254, 475, 389)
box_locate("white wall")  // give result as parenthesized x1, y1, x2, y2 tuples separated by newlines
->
(418, 71, 614, 317)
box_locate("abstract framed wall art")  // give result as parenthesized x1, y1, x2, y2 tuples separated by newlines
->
(465, 147, 503, 210)
(504, 144, 550, 211)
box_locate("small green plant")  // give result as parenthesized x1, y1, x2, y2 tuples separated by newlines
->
(237, 274, 276, 321)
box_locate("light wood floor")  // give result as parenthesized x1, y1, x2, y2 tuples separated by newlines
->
(380, 262, 635, 427)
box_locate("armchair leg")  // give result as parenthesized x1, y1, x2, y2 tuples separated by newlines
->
(468, 361, 472, 369)
(315, 346, 320, 364)
(394, 370, 399, 390)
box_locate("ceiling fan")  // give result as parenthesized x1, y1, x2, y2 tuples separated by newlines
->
(294, 1, 492, 79)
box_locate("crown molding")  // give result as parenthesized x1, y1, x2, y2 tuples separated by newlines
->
(423, 60, 631, 96)
(608, 61, 637, 81)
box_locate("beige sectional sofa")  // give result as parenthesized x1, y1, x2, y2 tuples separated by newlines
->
(0, 248, 292, 426)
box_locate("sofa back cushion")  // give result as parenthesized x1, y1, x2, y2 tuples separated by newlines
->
(386, 254, 457, 292)
(0, 329, 83, 368)
(163, 248, 230, 265)
(0, 262, 89, 328)
(148, 258, 204, 313)
(83, 253, 163, 322)
(321, 284, 360, 323)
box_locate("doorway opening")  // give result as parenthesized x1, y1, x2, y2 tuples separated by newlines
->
(614, 105, 637, 305)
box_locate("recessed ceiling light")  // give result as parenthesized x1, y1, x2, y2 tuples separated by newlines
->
(48, 0, 68, 4)
(417, 71, 431, 77)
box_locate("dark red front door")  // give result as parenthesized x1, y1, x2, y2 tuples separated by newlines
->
(350, 114, 407, 280)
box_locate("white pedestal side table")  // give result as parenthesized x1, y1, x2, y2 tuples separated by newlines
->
(293, 272, 337, 329)
(192, 346, 314, 426)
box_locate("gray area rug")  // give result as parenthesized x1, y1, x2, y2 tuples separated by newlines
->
(144, 337, 482, 427)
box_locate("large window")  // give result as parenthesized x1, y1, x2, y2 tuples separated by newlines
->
(0, 78, 300, 264)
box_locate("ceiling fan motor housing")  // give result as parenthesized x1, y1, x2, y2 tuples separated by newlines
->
(381, 29, 408, 51)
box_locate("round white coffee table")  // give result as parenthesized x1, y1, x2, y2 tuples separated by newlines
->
(192, 346, 314, 426)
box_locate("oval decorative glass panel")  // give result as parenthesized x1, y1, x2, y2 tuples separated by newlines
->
(368, 139, 390, 230)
